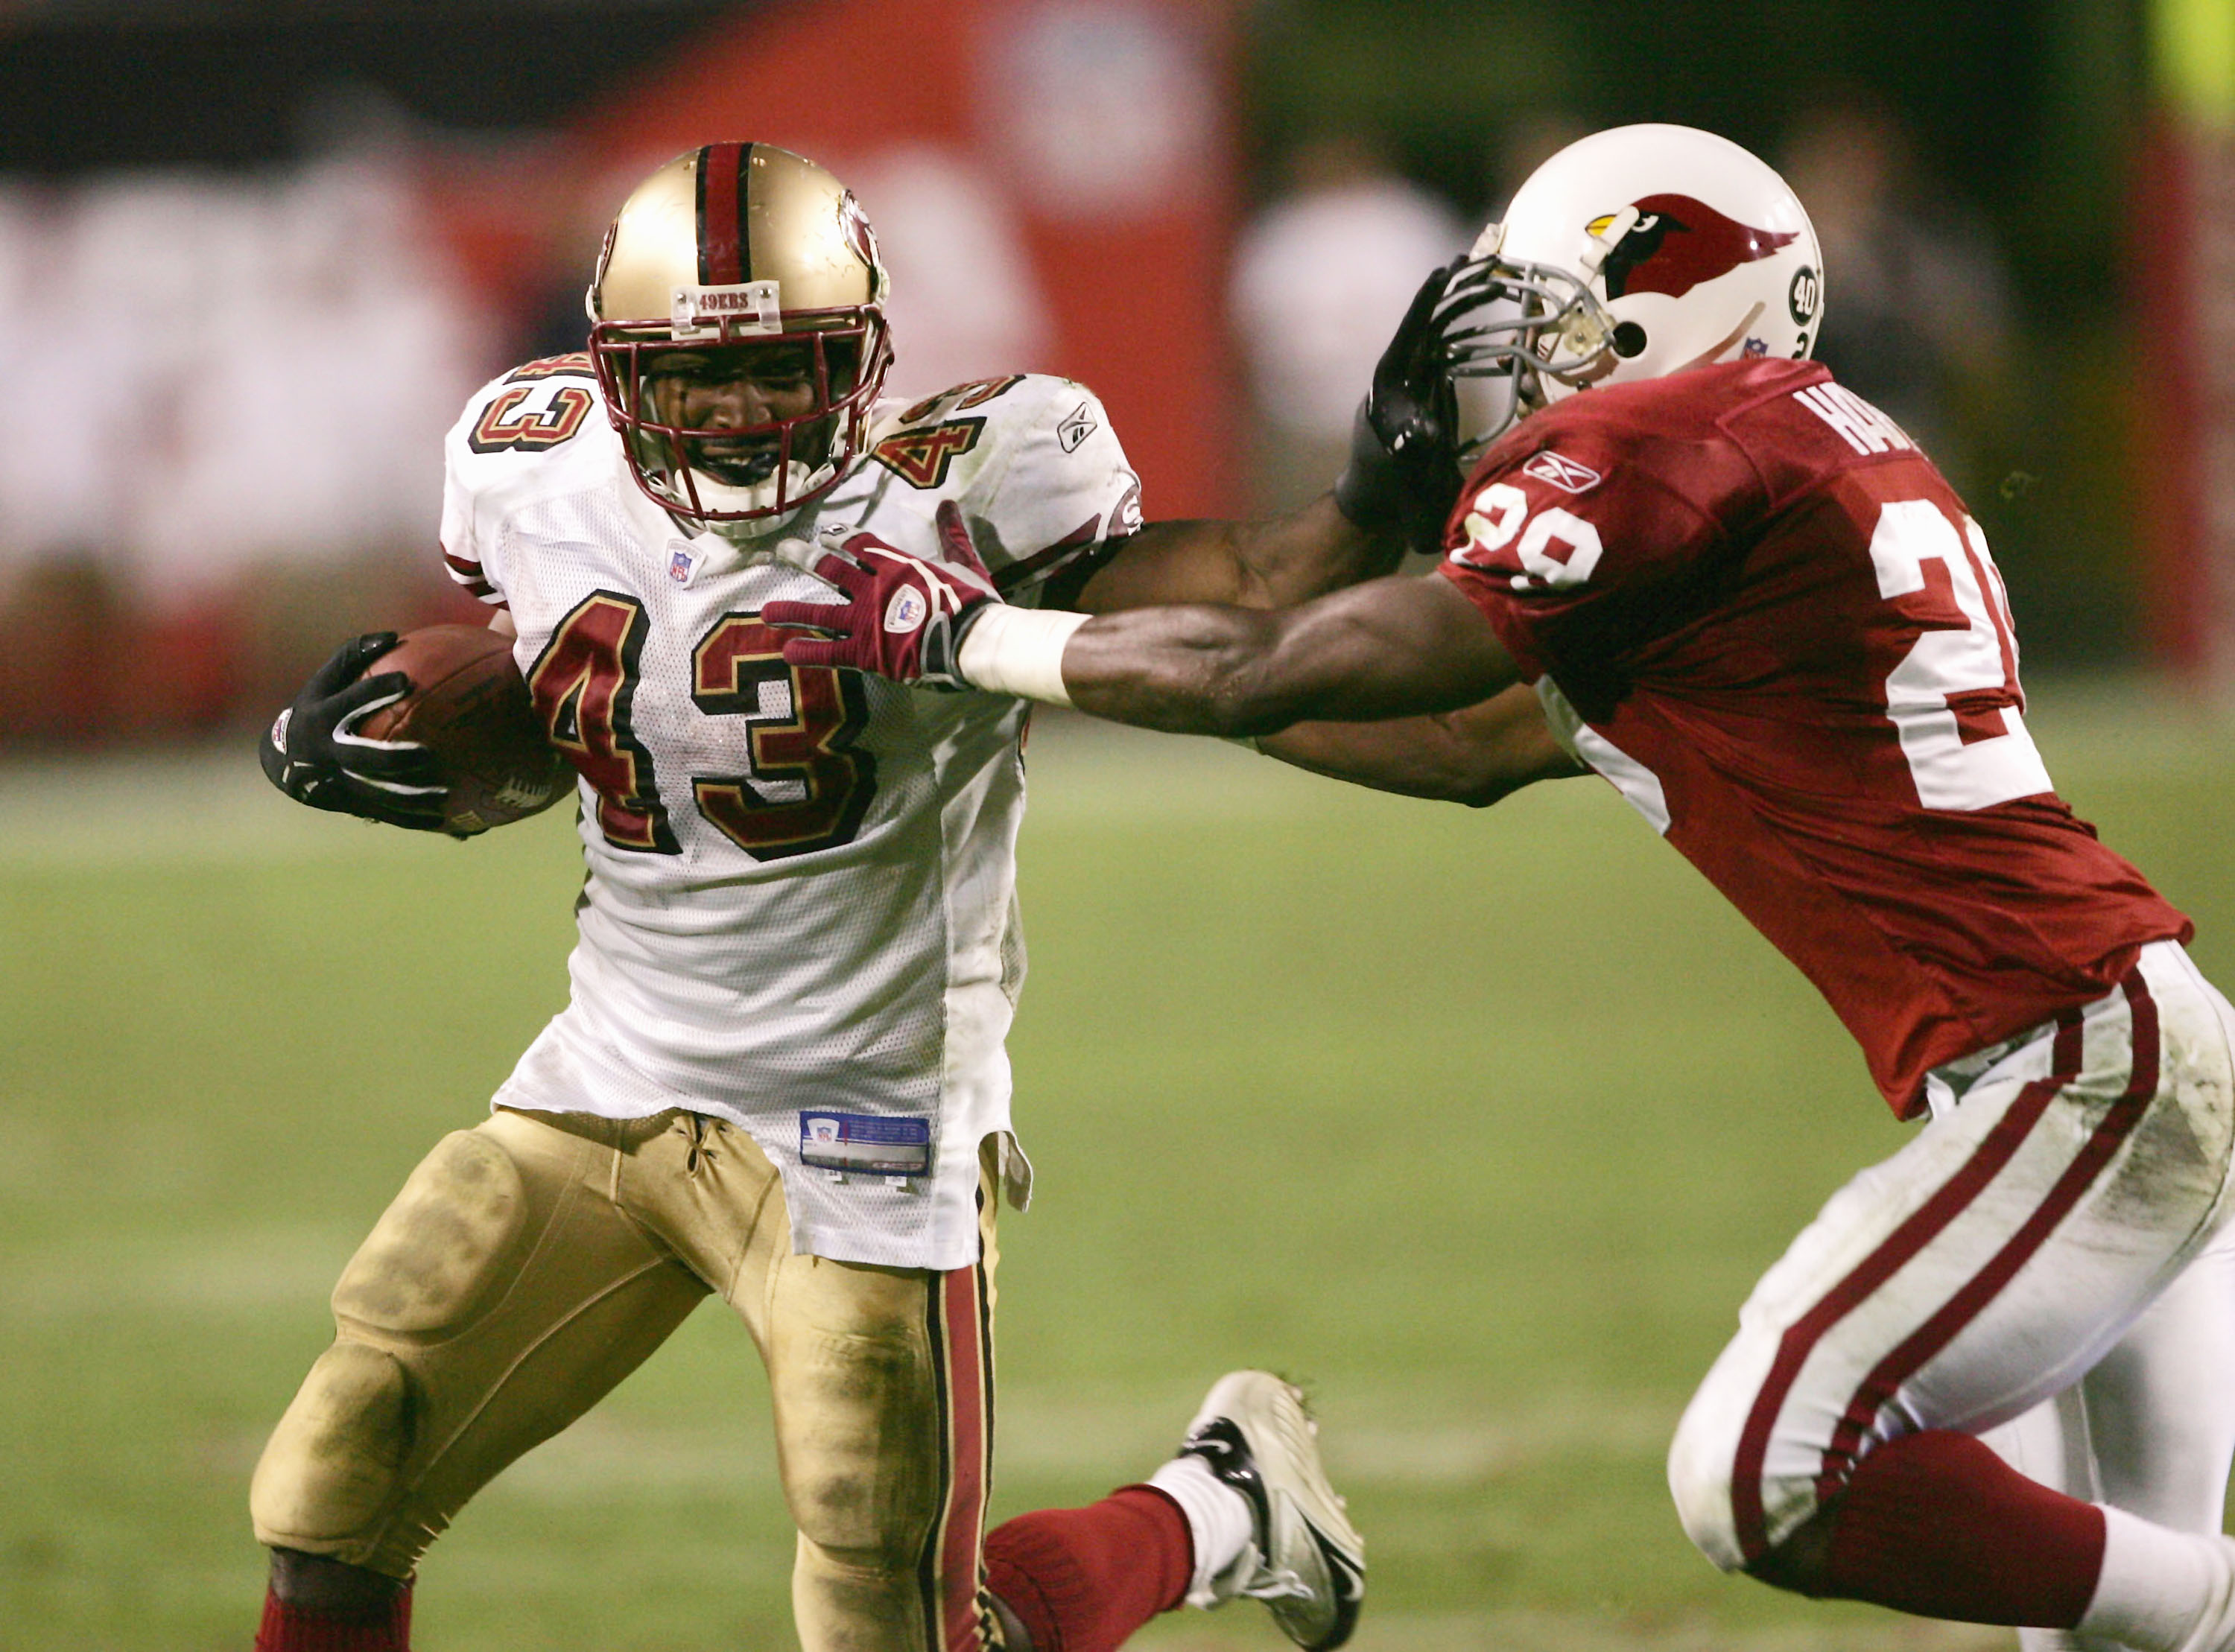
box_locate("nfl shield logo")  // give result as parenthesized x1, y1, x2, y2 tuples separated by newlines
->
(668, 548, 694, 584)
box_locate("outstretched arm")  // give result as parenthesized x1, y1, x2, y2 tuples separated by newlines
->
(761, 559, 1523, 737)
(766, 540, 1522, 735)
(1255, 684, 1586, 806)
(1052, 571, 1521, 736)
(1069, 261, 1471, 615)
(1074, 494, 1404, 614)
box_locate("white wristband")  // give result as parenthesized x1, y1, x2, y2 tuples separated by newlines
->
(957, 605, 1088, 705)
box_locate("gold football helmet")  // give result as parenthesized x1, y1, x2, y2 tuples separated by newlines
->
(587, 143, 894, 532)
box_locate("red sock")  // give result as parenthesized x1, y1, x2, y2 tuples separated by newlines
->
(253, 1584, 413, 1652)
(983, 1486, 1193, 1652)
(1820, 1430, 2105, 1625)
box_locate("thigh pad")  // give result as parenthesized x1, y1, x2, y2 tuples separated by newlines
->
(332, 1128, 533, 1336)
(250, 1341, 412, 1557)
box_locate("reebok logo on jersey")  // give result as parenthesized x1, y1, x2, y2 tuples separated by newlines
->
(1056, 401, 1097, 453)
(1523, 451, 1603, 494)
(884, 586, 929, 634)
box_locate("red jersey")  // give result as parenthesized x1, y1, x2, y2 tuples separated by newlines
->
(1439, 358, 2190, 1116)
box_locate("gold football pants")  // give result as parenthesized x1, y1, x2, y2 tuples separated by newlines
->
(250, 1108, 1001, 1652)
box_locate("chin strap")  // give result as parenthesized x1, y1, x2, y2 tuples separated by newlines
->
(662, 457, 839, 539)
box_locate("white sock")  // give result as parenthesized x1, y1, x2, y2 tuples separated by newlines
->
(2080, 1506, 2235, 1652)
(1147, 1453, 1257, 1608)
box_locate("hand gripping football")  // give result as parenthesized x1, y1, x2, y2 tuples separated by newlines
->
(353, 625, 571, 834)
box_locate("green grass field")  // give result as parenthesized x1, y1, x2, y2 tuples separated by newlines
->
(4, 690, 2231, 1652)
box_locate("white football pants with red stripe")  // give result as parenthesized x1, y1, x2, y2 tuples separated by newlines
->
(1991, 1220, 2235, 1651)
(1670, 940, 2235, 1575)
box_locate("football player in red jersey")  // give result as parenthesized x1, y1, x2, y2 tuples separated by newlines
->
(771, 124, 2235, 1651)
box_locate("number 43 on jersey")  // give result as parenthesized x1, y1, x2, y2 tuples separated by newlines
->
(526, 590, 875, 860)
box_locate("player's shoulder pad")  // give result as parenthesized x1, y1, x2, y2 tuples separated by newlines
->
(443, 352, 609, 494)
(1722, 359, 1931, 503)
(858, 374, 1138, 597)
(1448, 366, 1798, 585)
(862, 372, 1125, 502)
(1485, 363, 1792, 512)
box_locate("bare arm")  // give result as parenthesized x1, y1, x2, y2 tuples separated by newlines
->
(1255, 684, 1585, 806)
(1074, 495, 1407, 614)
(1070, 259, 1473, 617)
(1060, 570, 1524, 737)
(764, 536, 1517, 735)
(765, 261, 1484, 711)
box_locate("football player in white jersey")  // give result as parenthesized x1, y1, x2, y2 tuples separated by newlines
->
(250, 142, 1467, 1652)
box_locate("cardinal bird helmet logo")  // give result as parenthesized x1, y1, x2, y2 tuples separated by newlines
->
(1438, 124, 1824, 446)
(1588, 194, 1797, 301)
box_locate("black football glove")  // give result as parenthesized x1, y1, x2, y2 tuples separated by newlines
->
(258, 632, 450, 831)
(1333, 259, 1468, 557)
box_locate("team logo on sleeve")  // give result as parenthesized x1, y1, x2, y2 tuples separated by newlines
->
(1590, 194, 1796, 300)
(1522, 451, 1603, 494)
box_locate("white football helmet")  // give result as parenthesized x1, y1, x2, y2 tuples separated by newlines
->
(587, 143, 894, 536)
(1446, 124, 1822, 447)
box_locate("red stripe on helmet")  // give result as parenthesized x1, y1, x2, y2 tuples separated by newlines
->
(697, 142, 746, 287)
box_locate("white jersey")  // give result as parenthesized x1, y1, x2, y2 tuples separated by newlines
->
(438, 358, 1144, 1268)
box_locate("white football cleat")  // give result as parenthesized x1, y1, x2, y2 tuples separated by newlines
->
(1176, 1370, 1366, 1651)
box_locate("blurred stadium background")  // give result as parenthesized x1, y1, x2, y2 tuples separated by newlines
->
(2, 0, 2231, 1648)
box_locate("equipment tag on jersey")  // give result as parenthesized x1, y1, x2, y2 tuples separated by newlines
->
(799, 1112, 933, 1179)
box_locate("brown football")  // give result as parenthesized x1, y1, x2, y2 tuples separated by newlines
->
(354, 624, 572, 835)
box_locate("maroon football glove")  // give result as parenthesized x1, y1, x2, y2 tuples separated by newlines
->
(764, 532, 1001, 690)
